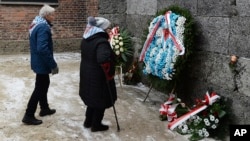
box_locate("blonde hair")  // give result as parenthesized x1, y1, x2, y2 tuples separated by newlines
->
(39, 4, 55, 17)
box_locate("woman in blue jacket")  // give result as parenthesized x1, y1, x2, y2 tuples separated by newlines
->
(22, 4, 59, 125)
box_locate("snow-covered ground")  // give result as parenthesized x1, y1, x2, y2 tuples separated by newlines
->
(0, 52, 218, 141)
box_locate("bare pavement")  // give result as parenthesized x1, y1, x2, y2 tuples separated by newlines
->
(0, 52, 218, 141)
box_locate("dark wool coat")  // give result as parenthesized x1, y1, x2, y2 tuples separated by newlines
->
(79, 32, 117, 109)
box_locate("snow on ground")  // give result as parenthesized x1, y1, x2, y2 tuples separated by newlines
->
(0, 52, 218, 141)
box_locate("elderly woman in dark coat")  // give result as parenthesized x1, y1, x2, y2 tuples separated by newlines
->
(79, 16, 117, 132)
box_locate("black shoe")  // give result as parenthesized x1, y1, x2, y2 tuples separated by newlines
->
(22, 115, 42, 125)
(91, 124, 109, 132)
(39, 109, 56, 117)
(83, 120, 91, 128)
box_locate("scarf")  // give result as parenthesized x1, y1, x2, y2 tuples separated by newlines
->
(83, 24, 104, 39)
(29, 16, 49, 36)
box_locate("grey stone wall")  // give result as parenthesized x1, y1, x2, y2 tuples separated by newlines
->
(98, 0, 250, 125)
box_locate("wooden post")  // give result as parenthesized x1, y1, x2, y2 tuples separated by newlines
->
(116, 65, 123, 89)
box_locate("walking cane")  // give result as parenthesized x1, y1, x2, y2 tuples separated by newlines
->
(105, 79, 121, 132)
(102, 64, 120, 131)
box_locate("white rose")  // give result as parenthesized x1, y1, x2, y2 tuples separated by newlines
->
(119, 42, 123, 46)
(112, 41, 116, 46)
(114, 35, 118, 39)
(115, 45, 119, 49)
(115, 50, 120, 55)
(120, 47, 124, 52)
(115, 40, 119, 43)
(119, 36, 123, 40)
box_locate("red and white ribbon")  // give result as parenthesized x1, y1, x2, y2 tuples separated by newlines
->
(165, 93, 175, 104)
(167, 91, 220, 130)
(159, 103, 179, 122)
(204, 91, 220, 105)
(139, 16, 163, 62)
(159, 93, 179, 122)
(109, 26, 120, 45)
(162, 11, 184, 54)
(139, 11, 185, 62)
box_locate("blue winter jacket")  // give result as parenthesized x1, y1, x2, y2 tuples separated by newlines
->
(29, 22, 57, 74)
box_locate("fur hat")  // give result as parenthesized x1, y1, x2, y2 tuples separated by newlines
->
(94, 17, 111, 30)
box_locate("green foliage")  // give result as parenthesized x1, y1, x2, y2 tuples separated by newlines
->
(141, 5, 199, 93)
(120, 28, 134, 70)
(175, 96, 227, 141)
(208, 96, 233, 140)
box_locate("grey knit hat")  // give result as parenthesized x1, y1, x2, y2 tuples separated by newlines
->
(87, 16, 96, 26)
(94, 17, 111, 30)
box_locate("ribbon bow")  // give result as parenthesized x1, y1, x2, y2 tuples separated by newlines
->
(159, 94, 179, 122)
(139, 11, 185, 62)
(204, 91, 220, 105)
(109, 26, 119, 39)
(109, 26, 120, 48)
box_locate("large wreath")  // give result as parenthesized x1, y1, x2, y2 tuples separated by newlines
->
(140, 5, 198, 92)
(139, 11, 186, 80)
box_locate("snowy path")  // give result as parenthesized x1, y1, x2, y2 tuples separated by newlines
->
(0, 53, 215, 141)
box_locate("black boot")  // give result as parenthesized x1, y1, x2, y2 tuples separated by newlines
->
(22, 114, 42, 125)
(83, 118, 92, 128)
(91, 123, 109, 132)
(39, 108, 56, 117)
(83, 107, 93, 128)
(91, 108, 109, 132)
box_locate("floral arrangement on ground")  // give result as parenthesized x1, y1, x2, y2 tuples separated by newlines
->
(123, 58, 142, 85)
(159, 91, 227, 141)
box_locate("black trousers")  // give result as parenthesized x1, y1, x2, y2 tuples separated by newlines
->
(25, 74, 50, 116)
(85, 106, 105, 127)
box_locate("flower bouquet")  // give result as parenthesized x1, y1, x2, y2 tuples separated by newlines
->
(175, 95, 226, 141)
(109, 26, 133, 67)
(160, 91, 226, 141)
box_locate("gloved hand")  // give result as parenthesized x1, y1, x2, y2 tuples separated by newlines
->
(101, 62, 115, 81)
(51, 66, 59, 75)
